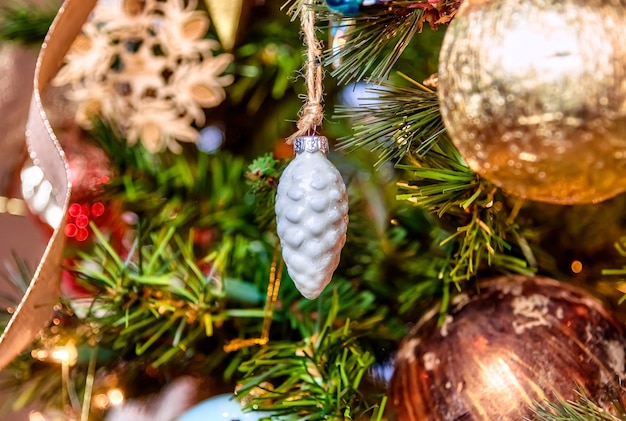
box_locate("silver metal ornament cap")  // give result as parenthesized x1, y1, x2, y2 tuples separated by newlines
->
(293, 136, 329, 155)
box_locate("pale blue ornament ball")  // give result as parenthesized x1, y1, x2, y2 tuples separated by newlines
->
(177, 393, 275, 421)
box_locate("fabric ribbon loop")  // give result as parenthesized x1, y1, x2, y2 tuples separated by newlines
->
(0, 0, 96, 370)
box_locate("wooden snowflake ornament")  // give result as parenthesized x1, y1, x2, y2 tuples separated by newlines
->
(53, 0, 233, 153)
(275, 136, 349, 299)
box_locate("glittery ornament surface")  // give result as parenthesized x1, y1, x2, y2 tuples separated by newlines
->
(275, 136, 348, 300)
(390, 275, 626, 421)
(438, 0, 626, 204)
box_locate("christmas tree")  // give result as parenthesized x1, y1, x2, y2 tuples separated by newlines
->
(1, 0, 626, 420)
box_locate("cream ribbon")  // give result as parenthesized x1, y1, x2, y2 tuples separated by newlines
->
(0, 0, 96, 370)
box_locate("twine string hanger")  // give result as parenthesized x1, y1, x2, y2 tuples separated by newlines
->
(223, 0, 323, 353)
(286, 0, 324, 144)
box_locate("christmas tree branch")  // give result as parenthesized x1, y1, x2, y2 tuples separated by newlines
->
(529, 391, 625, 421)
(601, 236, 626, 303)
(339, 77, 535, 295)
(320, 0, 461, 84)
(325, 10, 426, 84)
(246, 154, 284, 229)
(67, 224, 225, 365)
(237, 289, 387, 420)
(335, 78, 443, 166)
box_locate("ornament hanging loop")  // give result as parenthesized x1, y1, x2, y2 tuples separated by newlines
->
(276, 0, 348, 300)
(285, 0, 325, 144)
(295, 103, 324, 137)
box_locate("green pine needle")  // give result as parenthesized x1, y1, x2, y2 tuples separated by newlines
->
(64, 218, 279, 373)
(397, 144, 535, 294)
(602, 236, 626, 304)
(336, 74, 535, 293)
(237, 289, 386, 420)
(246, 154, 284, 228)
(89, 119, 254, 233)
(54, 122, 278, 369)
(529, 391, 625, 421)
(67, 224, 224, 364)
(326, 10, 426, 84)
(335, 77, 443, 167)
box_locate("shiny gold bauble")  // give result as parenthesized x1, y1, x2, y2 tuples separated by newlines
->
(389, 275, 626, 421)
(438, 0, 626, 204)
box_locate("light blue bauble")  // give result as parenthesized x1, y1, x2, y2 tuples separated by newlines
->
(177, 393, 275, 421)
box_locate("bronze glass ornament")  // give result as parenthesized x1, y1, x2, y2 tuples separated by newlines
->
(389, 275, 626, 420)
(438, 0, 626, 204)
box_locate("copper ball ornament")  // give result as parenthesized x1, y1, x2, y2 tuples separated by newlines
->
(389, 275, 626, 420)
(438, 0, 626, 204)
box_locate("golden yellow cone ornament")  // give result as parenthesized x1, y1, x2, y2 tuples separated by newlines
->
(203, 0, 244, 50)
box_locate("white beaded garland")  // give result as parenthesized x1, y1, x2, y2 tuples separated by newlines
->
(275, 136, 349, 299)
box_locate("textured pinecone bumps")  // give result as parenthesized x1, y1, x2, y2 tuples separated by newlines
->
(275, 137, 349, 299)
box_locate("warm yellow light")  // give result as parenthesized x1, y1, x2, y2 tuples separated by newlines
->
(31, 343, 78, 366)
(93, 393, 110, 409)
(50, 343, 78, 366)
(571, 260, 583, 274)
(482, 357, 517, 393)
(478, 356, 532, 409)
(51, 349, 70, 362)
(31, 349, 49, 360)
(108, 388, 125, 406)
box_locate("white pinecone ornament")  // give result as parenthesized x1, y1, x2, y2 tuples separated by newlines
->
(275, 136, 349, 299)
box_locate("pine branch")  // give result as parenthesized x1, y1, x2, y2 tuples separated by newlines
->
(237, 289, 386, 421)
(335, 78, 443, 167)
(601, 236, 626, 304)
(66, 206, 281, 366)
(0, 2, 57, 45)
(246, 154, 284, 229)
(89, 120, 255, 234)
(325, 10, 426, 84)
(65, 225, 216, 364)
(399, 156, 535, 287)
(319, 1, 457, 83)
(395, 140, 477, 216)
(337, 73, 535, 298)
(52, 123, 278, 368)
(529, 391, 625, 421)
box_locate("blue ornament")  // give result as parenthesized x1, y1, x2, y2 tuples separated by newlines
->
(177, 393, 275, 421)
(326, 0, 361, 16)
(325, 0, 390, 16)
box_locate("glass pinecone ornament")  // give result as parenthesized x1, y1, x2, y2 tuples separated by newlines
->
(438, 0, 626, 205)
(389, 275, 626, 421)
(275, 136, 349, 299)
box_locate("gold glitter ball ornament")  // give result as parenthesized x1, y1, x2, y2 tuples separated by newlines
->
(438, 0, 626, 205)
